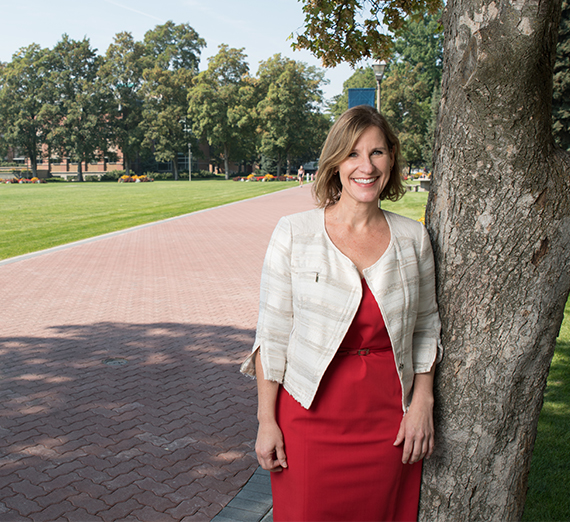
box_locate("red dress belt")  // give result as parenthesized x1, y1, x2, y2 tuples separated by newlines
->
(337, 349, 370, 356)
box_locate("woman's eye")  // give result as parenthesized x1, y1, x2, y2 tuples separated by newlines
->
(348, 152, 357, 157)
(372, 150, 383, 155)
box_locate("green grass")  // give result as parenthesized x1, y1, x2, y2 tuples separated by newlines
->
(523, 298, 570, 521)
(0, 179, 294, 260)
(383, 191, 428, 221)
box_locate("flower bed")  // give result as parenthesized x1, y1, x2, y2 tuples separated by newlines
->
(232, 174, 297, 182)
(3, 177, 45, 184)
(118, 174, 154, 183)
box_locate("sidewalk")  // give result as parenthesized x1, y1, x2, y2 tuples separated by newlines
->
(0, 185, 315, 521)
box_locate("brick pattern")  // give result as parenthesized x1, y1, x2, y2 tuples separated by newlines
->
(0, 187, 315, 521)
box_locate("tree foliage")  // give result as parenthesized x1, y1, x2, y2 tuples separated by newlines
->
(292, 0, 442, 66)
(382, 62, 432, 169)
(99, 32, 148, 175)
(553, 0, 570, 150)
(47, 35, 112, 181)
(0, 44, 52, 176)
(256, 54, 329, 175)
(143, 21, 205, 73)
(187, 45, 255, 179)
(141, 67, 193, 179)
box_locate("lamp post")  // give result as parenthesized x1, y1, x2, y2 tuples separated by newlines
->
(372, 61, 387, 113)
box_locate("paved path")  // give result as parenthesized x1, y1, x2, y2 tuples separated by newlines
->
(0, 185, 316, 521)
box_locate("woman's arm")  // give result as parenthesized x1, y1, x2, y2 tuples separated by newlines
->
(255, 350, 288, 472)
(394, 365, 435, 464)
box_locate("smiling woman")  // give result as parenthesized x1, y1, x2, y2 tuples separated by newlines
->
(242, 105, 442, 522)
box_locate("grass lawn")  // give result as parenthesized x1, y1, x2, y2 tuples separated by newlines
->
(0, 179, 294, 260)
(523, 297, 570, 521)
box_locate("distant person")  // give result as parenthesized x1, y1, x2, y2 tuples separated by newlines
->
(242, 105, 442, 521)
(297, 165, 305, 187)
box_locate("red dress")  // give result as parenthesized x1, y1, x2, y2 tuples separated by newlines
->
(272, 279, 422, 522)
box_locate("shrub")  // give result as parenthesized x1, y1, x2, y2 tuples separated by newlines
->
(100, 170, 125, 182)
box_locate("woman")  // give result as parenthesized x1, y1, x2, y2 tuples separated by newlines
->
(298, 165, 305, 187)
(241, 105, 442, 521)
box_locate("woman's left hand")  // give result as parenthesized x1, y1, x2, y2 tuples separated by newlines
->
(393, 371, 435, 464)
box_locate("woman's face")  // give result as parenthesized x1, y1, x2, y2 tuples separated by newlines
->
(337, 125, 394, 207)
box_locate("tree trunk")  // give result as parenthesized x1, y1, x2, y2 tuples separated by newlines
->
(124, 155, 131, 177)
(223, 143, 230, 180)
(422, 0, 570, 519)
(77, 160, 84, 182)
(173, 157, 179, 180)
(30, 156, 38, 178)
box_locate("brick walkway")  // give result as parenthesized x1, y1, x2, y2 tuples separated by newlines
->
(0, 185, 315, 522)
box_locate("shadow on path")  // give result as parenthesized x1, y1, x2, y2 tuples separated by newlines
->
(0, 321, 258, 521)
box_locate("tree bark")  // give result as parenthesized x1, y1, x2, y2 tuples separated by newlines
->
(223, 143, 230, 180)
(422, 0, 570, 519)
(173, 156, 179, 180)
(76, 160, 84, 182)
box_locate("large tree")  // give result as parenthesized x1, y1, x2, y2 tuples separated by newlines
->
(47, 35, 112, 182)
(256, 54, 328, 175)
(0, 44, 53, 177)
(294, 0, 570, 520)
(99, 32, 148, 176)
(187, 45, 255, 179)
(141, 66, 193, 180)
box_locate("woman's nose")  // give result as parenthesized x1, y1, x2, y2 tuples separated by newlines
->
(359, 155, 374, 174)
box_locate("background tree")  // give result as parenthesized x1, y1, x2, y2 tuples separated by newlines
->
(387, 13, 443, 169)
(99, 32, 147, 176)
(256, 54, 328, 176)
(382, 63, 432, 172)
(294, 0, 570, 520)
(0, 44, 53, 177)
(187, 45, 254, 179)
(553, 0, 570, 150)
(47, 35, 112, 182)
(141, 66, 192, 180)
(143, 21, 205, 72)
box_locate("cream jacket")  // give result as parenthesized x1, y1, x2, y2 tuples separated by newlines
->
(241, 207, 443, 410)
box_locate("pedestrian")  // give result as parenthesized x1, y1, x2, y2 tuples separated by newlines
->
(297, 165, 305, 187)
(241, 105, 442, 521)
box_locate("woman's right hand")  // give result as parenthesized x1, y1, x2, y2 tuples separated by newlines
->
(255, 420, 288, 472)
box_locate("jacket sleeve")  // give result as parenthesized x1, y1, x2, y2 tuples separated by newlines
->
(240, 217, 293, 382)
(412, 225, 443, 373)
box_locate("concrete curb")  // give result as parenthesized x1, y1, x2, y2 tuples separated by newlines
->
(212, 467, 273, 522)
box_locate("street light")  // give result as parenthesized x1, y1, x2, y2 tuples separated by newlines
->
(372, 61, 387, 113)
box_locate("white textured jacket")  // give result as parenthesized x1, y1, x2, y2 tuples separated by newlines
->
(241, 207, 443, 410)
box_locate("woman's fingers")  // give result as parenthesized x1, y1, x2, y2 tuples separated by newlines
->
(255, 422, 287, 472)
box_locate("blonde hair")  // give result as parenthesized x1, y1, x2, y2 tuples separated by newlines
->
(313, 105, 405, 208)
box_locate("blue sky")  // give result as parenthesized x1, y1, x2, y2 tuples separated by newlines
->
(0, 0, 361, 101)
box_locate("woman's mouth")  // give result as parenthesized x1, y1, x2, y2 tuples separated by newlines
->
(352, 177, 378, 185)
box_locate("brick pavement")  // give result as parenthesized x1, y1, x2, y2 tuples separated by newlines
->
(0, 186, 315, 522)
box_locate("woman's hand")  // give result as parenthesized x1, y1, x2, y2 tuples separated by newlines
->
(394, 370, 435, 464)
(256, 420, 288, 472)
